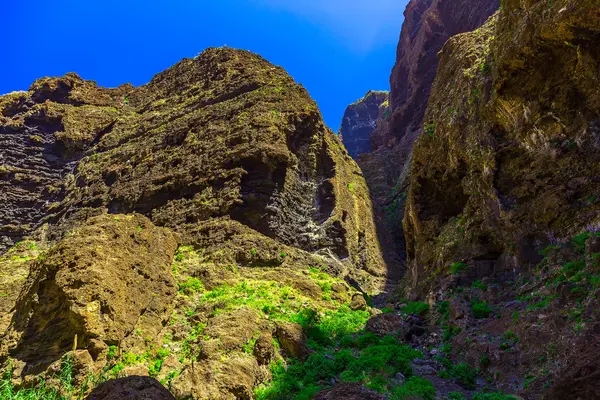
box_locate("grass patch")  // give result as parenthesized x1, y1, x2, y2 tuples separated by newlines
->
(256, 331, 424, 399)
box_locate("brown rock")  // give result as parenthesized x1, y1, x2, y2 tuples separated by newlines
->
(349, 293, 367, 310)
(313, 382, 385, 400)
(403, 0, 600, 297)
(253, 334, 275, 365)
(85, 376, 175, 400)
(205, 307, 260, 351)
(0, 48, 386, 292)
(219, 355, 260, 400)
(1, 214, 178, 373)
(275, 322, 308, 360)
(546, 323, 600, 400)
(365, 313, 408, 337)
(373, 0, 499, 149)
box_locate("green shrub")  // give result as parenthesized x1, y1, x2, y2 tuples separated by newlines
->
(572, 232, 592, 252)
(391, 376, 436, 400)
(0, 357, 80, 400)
(437, 301, 450, 321)
(473, 393, 519, 400)
(424, 123, 436, 137)
(178, 277, 205, 294)
(450, 262, 468, 275)
(471, 299, 492, 319)
(401, 302, 429, 316)
(472, 280, 488, 291)
(480, 354, 490, 368)
(447, 362, 477, 389)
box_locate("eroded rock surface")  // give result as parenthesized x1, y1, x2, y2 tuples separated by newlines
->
(339, 90, 388, 159)
(404, 0, 600, 296)
(0, 48, 390, 399)
(1, 214, 178, 375)
(373, 0, 499, 149)
(85, 376, 176, 400)
(0, 48, 387, 291)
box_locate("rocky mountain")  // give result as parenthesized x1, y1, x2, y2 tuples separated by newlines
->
(372, 0, 499, 150)
(338, 90, 388, 159)
(1, 0, 599, 399)
(0, 48, 390, 399)
(341, 0, 500, 288)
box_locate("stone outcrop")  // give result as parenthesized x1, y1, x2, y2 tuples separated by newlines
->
(0, 48, 390, 399)
(0, 77, 133, 252)
(342, 0, 499, 280)
(372, 0, 499, 150)
(85, 376, 176, 400)
(339, 90, 388, 159)
(0, 47, 386, 290)
(403, 0, 600, 296)
(1, 214, 179, 375)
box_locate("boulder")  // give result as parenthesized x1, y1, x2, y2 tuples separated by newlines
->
(85, 376, 175, 400)
(1, 214, 178, 374)
(313, 382, 385, 400)
(275, 322, 308, 360)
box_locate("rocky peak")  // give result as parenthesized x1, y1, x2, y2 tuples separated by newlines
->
(372, 0, 499, 150)
(0, 47, 391, 399)
(339, 90, 388, 159)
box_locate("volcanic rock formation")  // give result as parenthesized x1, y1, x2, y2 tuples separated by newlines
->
(372, 0, 499, 150)
(401, 0, 600, 396)
(0, 48, 388, 399)
(340, 0, 500, 279)
(339, 90, 388, 159)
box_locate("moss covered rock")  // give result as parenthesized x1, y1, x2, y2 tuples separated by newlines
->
(404, 1, 600, 295)
(0, 47, 386, 291)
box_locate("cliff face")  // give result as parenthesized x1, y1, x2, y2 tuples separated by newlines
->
(404, 0, 600, 297)
(339, 90, 388, 159)
(345, 0, 499, 279)
(0, 48, 386, 288)
(372, 0, 499, 150)
(0, 48, 390, 399)
(402, 0, 600, 396)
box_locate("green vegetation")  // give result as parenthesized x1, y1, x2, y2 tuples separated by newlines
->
(450, 262, 468, 275)
(472, 280, 488, 291)
(177, 276, 204, 295)
(0, 356, 97, 400)
(436, 357, 477, 389)
(572, 232, 593, 252)
(391, 377, 435, 400)
(256, 330, 425, 399)
(473, 393, 519, 400)
(400, 301, 429, 317)
(446, 362, 477, 389)
(470, 299, 492, 319)
(500, 331, 519, 350)
(424, 123, 436, 137)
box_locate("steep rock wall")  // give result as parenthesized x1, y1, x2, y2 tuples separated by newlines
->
(0, 48, 387, 290)
(372, 0, 499, 150)
(339, 90, 388, 159)
(404, 0, 600, 295)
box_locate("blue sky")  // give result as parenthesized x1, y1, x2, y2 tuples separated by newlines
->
(2, 0, 407, 129)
